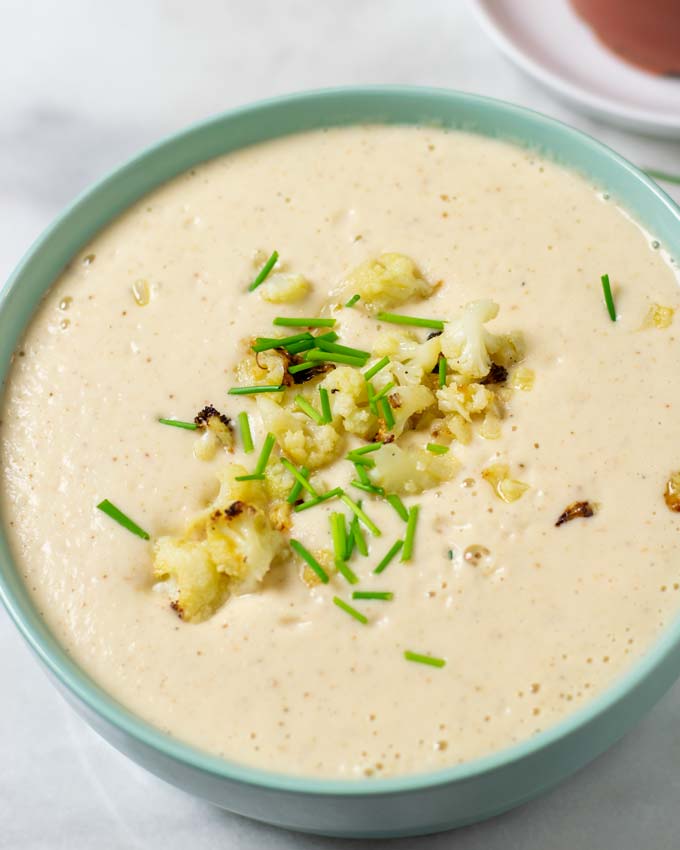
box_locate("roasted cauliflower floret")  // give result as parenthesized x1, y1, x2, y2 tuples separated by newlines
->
(258, 272, 310, 304)
(436, 381, 495, 422)
(343, 253, 435, 312)
(192, 405, 234, 460)
(382, 384, 435, 439)
(257, 396, 342, 469)
(153, 538, 229, 623)
(153, 463, 286, 622)
(370, 443, 460, 495)
(372, 330, 441, 385)
(440, 299, 501, 381)
(236, 349, 286, 389)
(320, 366, 377, 438)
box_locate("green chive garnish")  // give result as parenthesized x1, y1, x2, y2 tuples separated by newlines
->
(248, 250, 279, 292)
(286, 464, 310, 504)
(345, 294, 361, 307)
(336, 559, 359, 585)
(330, 512, 347, 561)
(319, 387, 332, 424)
(97, 499, 149, 540)
(438, 355, 447, 388)
(238, 411, 254, 453)
(251, 332, 312, 352)
(234, 473, 266, 481)
(351, 514, 368, 556)
(350, 456, 375, 469)
(352, 591, 393, 601)
(158, 418, 198, 430)
(348, 442, 383, 456)
(354, 463, 371, 485)
(426, 443, 449, 455)
(364, 356, 390, 380)
(340, 494, 381, 537)
(374, 381, 395, 401)
(402, 505, 420, 562)
(273, 317, 336, 328)
(380, 396, 395, 429)
(295, 394, 324, 425)
(316, 339, 370, 360)
(366, 382, 378, 415)
(601, 273, 617, 321)
(286, 338, 316, 354)
(386, 494, 408, 522)
(293, 487, 343, 513)
(228, 385, 283, 395)
(404, 650, 446, 668)
(351, 480, 385, 496)
(645, 168, 680, 186)
(314, 331, 339, 344)
(305, 350, 366, 368)
(281, 458, 317, 496)
(290, 539, 329, 583)
(376, 312, 445, 330)
(254, 432, 276, 474)
(288, 362, 317, 375)
(333, 596, 368, 624)
(373, 539, 403, 574)
(344, 518, 356, 560)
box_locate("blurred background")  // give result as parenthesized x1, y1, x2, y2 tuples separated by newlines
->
(1, 2, 679, 848)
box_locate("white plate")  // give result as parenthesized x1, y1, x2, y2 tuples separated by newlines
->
(470, 0, 680, 138)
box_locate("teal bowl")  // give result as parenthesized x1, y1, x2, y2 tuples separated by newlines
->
(2, 87, 680, 839)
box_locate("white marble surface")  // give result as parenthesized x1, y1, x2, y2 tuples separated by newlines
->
(1, 2, 680, 848)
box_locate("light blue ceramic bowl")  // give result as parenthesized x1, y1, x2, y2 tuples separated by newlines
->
(1, 87, 680, 839)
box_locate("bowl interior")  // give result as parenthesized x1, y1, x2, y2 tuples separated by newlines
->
(1, 86, 680, 796)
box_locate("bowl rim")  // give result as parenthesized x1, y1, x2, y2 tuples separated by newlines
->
(2, 84, 680, 797)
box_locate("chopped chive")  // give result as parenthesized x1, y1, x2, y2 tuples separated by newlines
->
(438, 355, 447, 388)
(158, 418, 198, 431)
(238, 411, 254, 453)
(364, 356, 390, 380)
(344, 518, 356, 560)
(330, 513, 347, 560)
(288, 362, 317, 375)
(319, 387, 332, 424)
(345, 293, 361, 307)
(281, 458, 317, 496)
(349, 456, 375, 469)
(254, 432, 276, 474)
(295, 394, 324, 425)
(314, 331, 339, 344)
(252, 332, 312, 352)
(228, 385, 283, 395)
(248, 250, 279, 292)
(376, 312, 445, 330)
(305, 350, 367, 367)
(351, 480, 385, 497)
(349, 442, 383, 456)
(354, 463, 371, 485)
(426, 443, 449, 455)
(352, 591, 393, 601)
(379, 396, 395, 429)
(340, 494, 381, 537)
(366, 382, 378, 415)
(293, 487, 343, 513)
(373, 539, 403, 574)
(404, 650, 446, 668)
(273, 317, 336, 328)
(290, 539, 329, 583)
(316, 339, 370, 360)
(234, 473, 266, 481)
(333, 596, 368, 624)
(336, 559, 359, 585)
(386, 494, 409, 522)
(284, 339, 316, 355)
(374, 381, 395, 401)
(96, 499, 149, 540)
(402, 505, 420, 562)
(645, 167, 680, 186)
(351, 514, 368, 556)
(601, 273, 617, 321)
(286, 464, 309, 504)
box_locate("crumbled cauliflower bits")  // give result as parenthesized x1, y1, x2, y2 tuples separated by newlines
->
(481, 463, 529, 503)
(258, 272, 311, 304)
(342, 253, 436, 312)
(642, 303, 674, 330)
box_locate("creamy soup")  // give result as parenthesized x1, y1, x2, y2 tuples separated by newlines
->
(2, 126, 680, 779)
